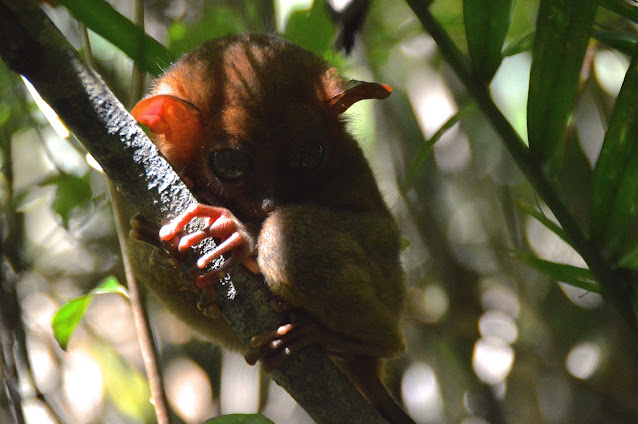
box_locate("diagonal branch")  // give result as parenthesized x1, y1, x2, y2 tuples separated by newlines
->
(0, 1, 387, 422)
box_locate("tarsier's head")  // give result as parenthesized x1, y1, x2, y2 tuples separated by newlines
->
(132, 34, 391, 222)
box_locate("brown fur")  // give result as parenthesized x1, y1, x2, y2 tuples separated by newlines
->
(131, 34, 412, 423)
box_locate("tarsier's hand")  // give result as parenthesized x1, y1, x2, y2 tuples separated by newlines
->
(131, 204, 259, 317)
(158, 203, 260, 286)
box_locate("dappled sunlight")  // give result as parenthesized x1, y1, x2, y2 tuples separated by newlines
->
(421, 284, 449, 324)
(406, 71, 471, 173)
(20, 282, 59, 334)
(490, 54, 531, 144)
(27, 335, 59, 394)
(594, 50, 630, 97)
(472, 337, 515, 385)
(62, 349, 104, 423)
(480, 282, 520, 319)
(22, 77, 70, 140)
(220, 351, 260, 415)
(558, 282, 603, 310)
(401, 362, 444, 423)
(23, 399, 57, 424)
(566, 342, 601, 380)
(479, 311, 518, 344)
(165, 358, 215, 423)
(447, 203, 489, 246)
(86, 293, 138, 349)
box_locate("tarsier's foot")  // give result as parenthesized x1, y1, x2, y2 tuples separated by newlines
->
(245, 297, 392, 372)
(129, 215, 192, 283)
(245, 310, 320, 373)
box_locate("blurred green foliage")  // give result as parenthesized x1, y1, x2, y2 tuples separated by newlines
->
(2, 0, 638, 423)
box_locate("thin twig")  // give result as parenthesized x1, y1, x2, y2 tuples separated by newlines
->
(111, 184, 173, 424)
(79, 24, 96, 69)
(129, 0, 145, 107)
(0, 264, 26, 424)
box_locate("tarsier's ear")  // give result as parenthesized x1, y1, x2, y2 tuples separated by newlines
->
(327, 80, 392, 114)
(131, 94, 202, 144)
(131, 95, 203, 171)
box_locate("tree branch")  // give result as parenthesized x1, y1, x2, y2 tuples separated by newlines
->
(0, 1, 387, 422)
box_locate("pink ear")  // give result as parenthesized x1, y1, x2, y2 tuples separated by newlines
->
(131, 94, 202, 143)
(131, 95, 204, 170)
(327, 80, 392, 114)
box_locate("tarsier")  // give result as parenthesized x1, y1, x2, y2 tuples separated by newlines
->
(130, 34, 412, 424)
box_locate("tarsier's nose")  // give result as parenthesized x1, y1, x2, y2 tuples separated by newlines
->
(260, 198, 276, 216)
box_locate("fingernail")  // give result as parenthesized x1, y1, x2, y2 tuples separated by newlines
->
(277, 324, 293, 336)
(158, 226, 171, 239)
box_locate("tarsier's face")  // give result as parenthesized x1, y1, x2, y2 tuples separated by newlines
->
(192, 102, 341, 223)
(132, 34, 390, 223)
(152, 38, 346, 223)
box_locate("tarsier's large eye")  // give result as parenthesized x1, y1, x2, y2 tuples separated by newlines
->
(287, 142, 324, 170)
(209, 148, 254, 182)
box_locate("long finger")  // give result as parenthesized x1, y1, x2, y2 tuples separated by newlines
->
(159, 204, 223, 241)
(196, 232, 245, 269)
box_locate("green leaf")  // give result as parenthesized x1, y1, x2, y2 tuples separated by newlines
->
(527, 0, 599, 163)
(0, 103, 10, 126)
(617, 240, 638, 270)
(548, 129, 593, 229)
(590, 42, 638, 254)
(92, 275, 130, 298)
(43, 173, 92, 229)
(55, 0, 173, 76)
(283, 0, 337, 58)
(516, 199, 569, 244)
(593, 30, 638, 56)
(51, 296, 93, 351)
(51, 277, 128, 350)
(463, 0, 514, 82)
(502, 31, 535, 57)
(513, 251, 600, 293)
(168, 6, 246, 56)
(203, 414, 275, 424)
(600, 0, 638, 25)
(407, 103, 476, 185)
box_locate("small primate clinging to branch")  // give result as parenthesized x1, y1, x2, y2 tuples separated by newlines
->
(130, 34, 414, 424)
